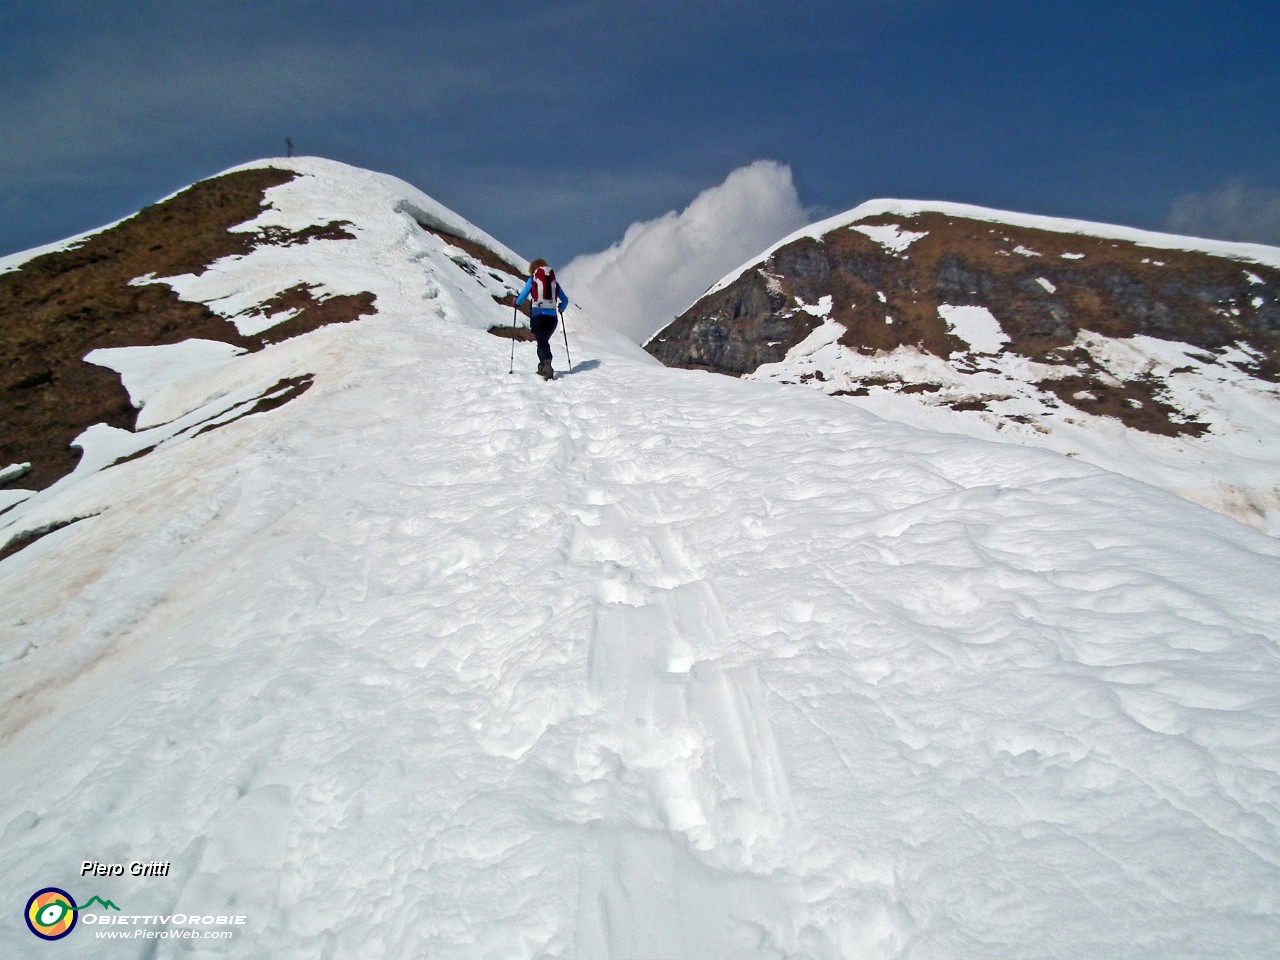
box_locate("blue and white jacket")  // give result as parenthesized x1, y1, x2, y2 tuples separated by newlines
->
(515, 270, 570, 318)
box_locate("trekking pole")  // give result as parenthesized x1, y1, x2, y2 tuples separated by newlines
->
(559, 306, 572, 372)
(509, 302, 518, 374)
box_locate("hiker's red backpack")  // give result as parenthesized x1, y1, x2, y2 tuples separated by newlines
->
(530, 266, 559, 313)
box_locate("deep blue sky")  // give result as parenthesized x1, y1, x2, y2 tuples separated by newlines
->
(2, 0, 1278, 266)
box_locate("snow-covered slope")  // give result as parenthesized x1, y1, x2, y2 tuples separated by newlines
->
(648, 201, 1280, 536)
(0, 157, 529, 534)
(3, 164, 1280, 959)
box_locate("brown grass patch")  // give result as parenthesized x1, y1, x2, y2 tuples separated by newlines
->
(1036, 373, 1208, 437)
(488, 325, 534, 341)
(247, 284, 377, 344)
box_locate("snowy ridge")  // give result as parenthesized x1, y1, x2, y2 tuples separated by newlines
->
(2, 161, 1280, 958)
(1, 157, 532, 546)
(701, 198, 1280, 303)
(164, 156, 525, 336)
(222, 156, 526, 280)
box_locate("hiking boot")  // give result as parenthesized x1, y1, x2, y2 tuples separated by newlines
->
(537, 361, 554, 380)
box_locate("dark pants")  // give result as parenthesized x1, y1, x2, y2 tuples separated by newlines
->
(530, 314, 558, 364)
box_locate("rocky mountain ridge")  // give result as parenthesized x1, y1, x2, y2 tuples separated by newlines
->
(647, 202, 1280, 533)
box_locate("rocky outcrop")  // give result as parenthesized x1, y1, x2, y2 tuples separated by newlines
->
(646, 209, 1280, 437)
(646, 268, 819, 375)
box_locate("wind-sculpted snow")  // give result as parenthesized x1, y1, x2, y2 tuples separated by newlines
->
(2, 294, 1280, 958)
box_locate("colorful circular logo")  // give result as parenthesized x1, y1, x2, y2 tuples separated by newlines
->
(25, 888, 78, 940)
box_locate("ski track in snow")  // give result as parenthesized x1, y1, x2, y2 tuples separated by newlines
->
(2, 162, 1280, 958)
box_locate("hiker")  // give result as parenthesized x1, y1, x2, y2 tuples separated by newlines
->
(515, 259, 570, 379)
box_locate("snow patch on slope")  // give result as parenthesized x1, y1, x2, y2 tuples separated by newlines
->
(798, 294, 834, 317)
(850, 223, 927, 254)
(86, 339, 247, 428)
(938, 304, 1010, 355)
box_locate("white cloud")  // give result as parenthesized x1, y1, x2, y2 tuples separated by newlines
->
(1166, 181, 1280, 247)
(561, 161, 810, 344)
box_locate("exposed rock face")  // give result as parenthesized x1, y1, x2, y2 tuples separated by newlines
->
(646, 205, 1280, 532)
(648, 212, 1279, 418)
